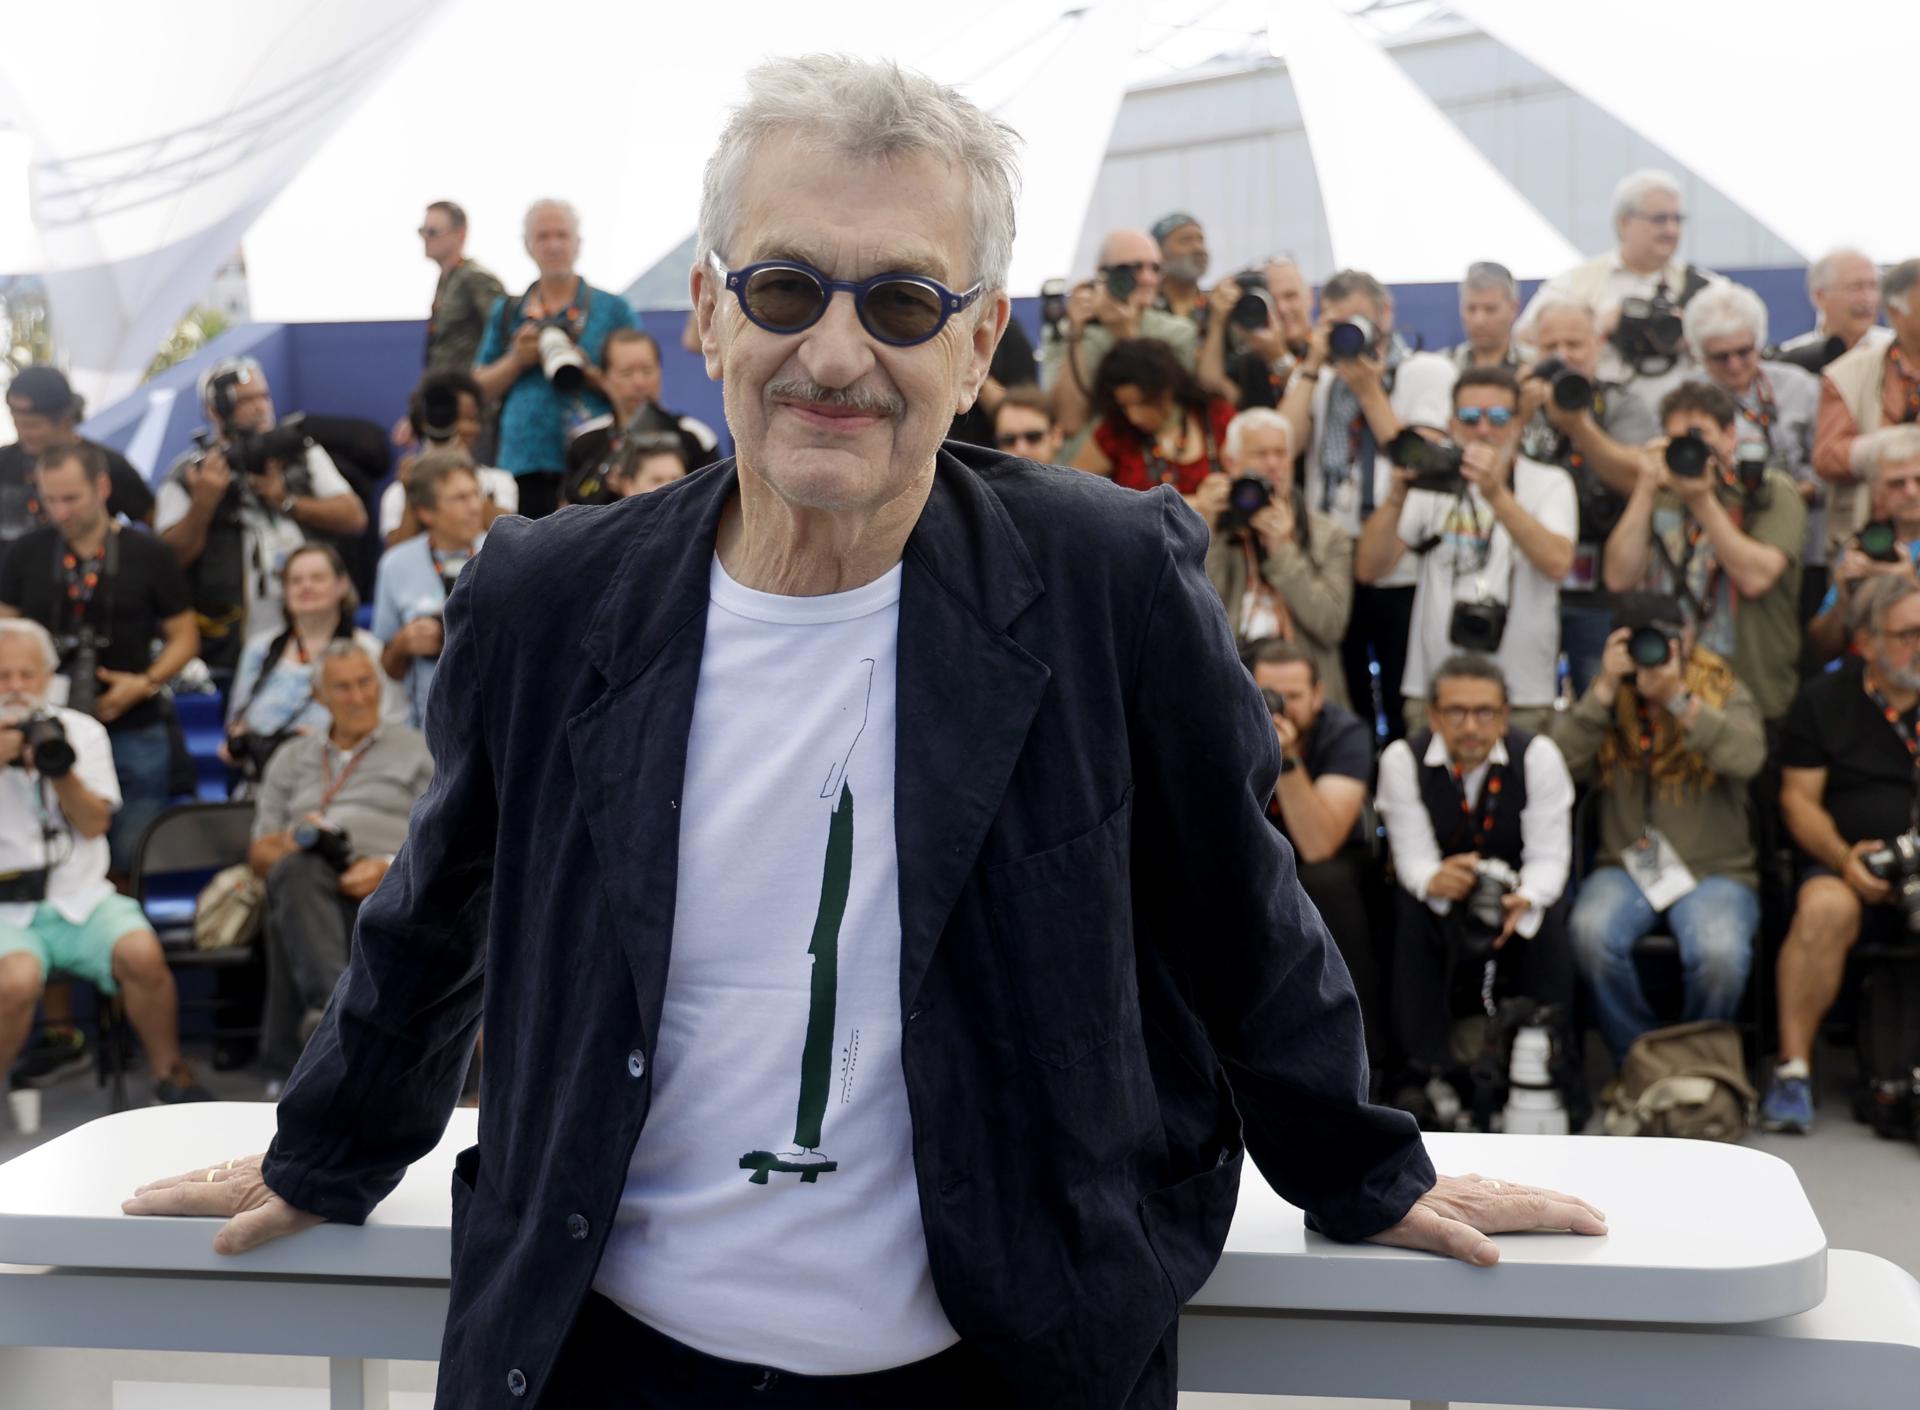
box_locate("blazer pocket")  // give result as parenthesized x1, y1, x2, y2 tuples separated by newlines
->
(1139, 1139, 1244, 1307)
(985, 789, 1136, 1068)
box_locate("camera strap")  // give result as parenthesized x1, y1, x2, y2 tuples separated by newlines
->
(1863, 672, 1920, 832)
(1447, 756, 1507, 854)
(1889, 344, 1920, 426)
(317, 734, 378, 813)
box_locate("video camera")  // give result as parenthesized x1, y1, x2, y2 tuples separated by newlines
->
(1387, 427, 1466, 496)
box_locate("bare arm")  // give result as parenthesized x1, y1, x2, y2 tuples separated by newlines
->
(1274, 770, 1367, 866)
(1562, 411, 1646, 498)
(1780, 765, 1851, 871)
(1485, 480, 1574, 582)
(1354, 475, 1412, 584)
(1688, 491, 1788, 599)
(49, 769, 113, 840)
(1069, 433, 1114, 477)
(249, 830, 300, 878)
(1602, 459, 1659, 593)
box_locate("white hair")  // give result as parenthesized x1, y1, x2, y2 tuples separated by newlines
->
(0, 618, 60, 673)
(523, 199, 580, 239)
(1224, 407, 1292, 463)
(1518, 290, 1597, 343)
(1886, 259, 1920, 317)
(1860, 425, 1920, 488)
(698, 54, 1021, 294)
(1682, 281, 1767, 355)
(317, 637, 382, 681)
(1807, 246, 1874, 299)
(1611, 168, 1683, 229)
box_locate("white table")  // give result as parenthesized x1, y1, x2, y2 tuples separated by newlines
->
(1, 1104, 1915, 1410)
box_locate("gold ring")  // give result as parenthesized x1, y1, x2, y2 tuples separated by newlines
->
(206, 1169, 219, 1182)
(1484, 1179, 1503, 1191)
(224, 1160, 235, 1171)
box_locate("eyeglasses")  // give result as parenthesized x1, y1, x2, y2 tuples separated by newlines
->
(1454, 406, 1514, 428)
(1634, 211, 1688, 227)
(1882, 626, 1920, 650)
(997, 429, 1051, 449)
(1436, 705, 1506, 726)
(707, 252, 982, 348)
(1704, 344, 1758, 366)
(417, 225, 449, 239)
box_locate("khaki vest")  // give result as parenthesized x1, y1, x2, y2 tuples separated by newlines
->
(1824, 339, 1889, 552)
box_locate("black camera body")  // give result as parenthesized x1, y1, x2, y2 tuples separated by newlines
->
(1627, 624, 1678, 670)
(1229, 270, 1275, 331)
(293, 819, 355, 873)
(1611, 293, 1685, 369)
(1449, 600, 1508, 654)
(1040, 278, 1069, 329)
(8, 711, 74, 779)
(1218, 474, 1274, 536)
(225, 414, 314, 482)
(1327, 314, 1378, 362)
(1860, 519, 1902, 565)
(1767, 334, 1847, 378)
(1865, 833, 1920, 935)
(1458, 857, 1520, 956)
(1102, 264, 1138, 303)
(1388, 428, 1466, 496)
(1530, 357, 1594, 413)
(1665, 432, 1712, 479)
(56, 627, 103, 719)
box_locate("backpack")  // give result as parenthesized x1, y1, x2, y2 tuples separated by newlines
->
(1852, 952, 1920, 1141)
(1603, 1020, 1755, 1141)
(193, 864, 265, 953)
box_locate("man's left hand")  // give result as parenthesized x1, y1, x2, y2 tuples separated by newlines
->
(252, 461, 290, 509)
(1493, 891, 1530, 950)
(93, 669, 154, 725)
(1249, 499, 1294, 552)
(1461, 441, 1513, 497)
(336, 857, 389, 901)
(1331, 350, 1385, 398)
(1366, 1172, 1608, 1266)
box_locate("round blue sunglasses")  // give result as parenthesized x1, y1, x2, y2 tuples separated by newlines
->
(709, 252, 982, 348)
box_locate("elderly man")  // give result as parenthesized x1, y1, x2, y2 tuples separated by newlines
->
(248, 640, 433, 1078)
(472, 198, 640, 519)
(417, 201, 505, 375)
(1683, 282, 1825, 620)
(1529, 169, 1722, 408)
(1042, 227, 1199, 461)
(1514, 291, 1660, 692)
(1779, 247, 1889, 371)
(1150, 210, 1210, 329)
(1450, 261, 1522, 371)
(0, 618, 210, 1104)
(0, 365, 153, 544)
(1806, 425, 1920, 663)
(1813, 258, 1920, 561)
(128, 56, 1600, 1410)
(1200, 256, 1314, 410)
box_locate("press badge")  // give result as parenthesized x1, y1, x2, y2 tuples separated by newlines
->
(1624, 828, 1696, 910)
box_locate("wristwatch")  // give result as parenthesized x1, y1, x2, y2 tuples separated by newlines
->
(1278, 754, 1302, 775)
(278, 494, 297, 516)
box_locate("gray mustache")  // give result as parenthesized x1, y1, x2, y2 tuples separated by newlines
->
(765, 378, 903, 418)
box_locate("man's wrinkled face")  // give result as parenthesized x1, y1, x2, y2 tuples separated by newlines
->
(317, 652, 384, 737)
(1875, 456, 1920, 538)
(1266, 262, 1311, 342)
(1873, 591, 1920, 691)
(1814, 253, 1880, 344)
(1158, 222, 1208, 284)
(0, 637, 51, 723)
(693, 136, 1005, 517)
(604, 339, 663, 416)
(1460, 289, 1517, 353)
(1619, 188, 1684, 267)
(1252, 659, 1320, 735)
(1225, 423, 1294, 493)
(1531, 307, 1600, 377)
(1700, 331, 1761, 396)
(526, 208, 581, 280)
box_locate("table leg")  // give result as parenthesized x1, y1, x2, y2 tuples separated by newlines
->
(329, 1357, 389, 1410)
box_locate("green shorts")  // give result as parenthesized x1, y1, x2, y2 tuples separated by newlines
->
(0, 895, 152, 996)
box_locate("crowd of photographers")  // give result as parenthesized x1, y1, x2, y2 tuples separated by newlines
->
(990, 169, 1920, 1136)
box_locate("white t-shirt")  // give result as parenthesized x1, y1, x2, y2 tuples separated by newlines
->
(593, 556, 956, 1374)
(377, 466, 518, 539)
(0, 706, 119, 926)
(1396, 455, 1576, 707)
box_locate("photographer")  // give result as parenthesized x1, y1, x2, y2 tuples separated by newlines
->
(1766, 575, 1920, 1133)
(155, 357, 368, 672)
(989, 385, 1063, 465)
(1202, 408, 1353, 701)
(224, 545, 407, 792)
(1552, 595, 1766, 1066)
(1813, 258, 1920, 560)
(380, 369, 518, 546)
(1069, 337, 1233, 498)
(249, 641, 432, 1076)
(373, 452, 486, 729)
(0, 618, 211, 1104)
(1448, 262, 1522, 371)
(1149, 211, 1210, 331)
(0, 445, 197, 874)
(1780, 247, 1889, 370)
(1807, 426, 1920, 665)
(1250, 640, 1383, 1066)
(563, 329, 719, 506)
(1355, 366, 1576, 736)
(1528, 169, 1722, 408)
(1040, 228, 1197, 460)
(1281, 268, 1457, 738)
(1513, 292, 1659, 692)
(0, 366, 153, 545)
(1375, 655, 1575, 1112)
(472, 199, 639, 519)
(1603, 382, 1806, 730)
(417, 201, 505, 375)
(1683, 282, 1825, 619)
(1199, 257, 1313, 410)
(597, 432, 689, 502)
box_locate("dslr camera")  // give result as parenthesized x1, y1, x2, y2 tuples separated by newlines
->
(1664, 431, 1713, 480)
(1217, 474, 1274, 537)
(1228, 270, 1275, 331)
(1327, 313, 1378, 362)
(1459, 857, 1521, 956)
(6, 711, 74, 779)
(1859, 519, 1902, 565)
(1627, 622, 1679, 671)
(1865, 833, 1920, 936)
(536, 319, 588, 395)
(1101, 263, 1139, 303)
(293, 818, 355, 874)
(55, 626, 104, 719)
(1528, 357, 1594, 414)
(224, 414, 314, 482)
(1387, 427, 1466, 496)
(1449, 600, 1508, 654)
(1611, 292, 1685, 371)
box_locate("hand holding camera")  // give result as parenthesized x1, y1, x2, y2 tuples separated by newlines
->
(510, 320, 544, 372)
(3, 712, 75, 779)
(185, 447, 234, 509)
(1190, 472, 1231, 529)
(1427, 851, 1481, 904)
(1460, 441, 1514, 499)
(399, 615, 445, 660)
(1846, 837, 1897, 908)
(1249, 498, 1293, 553)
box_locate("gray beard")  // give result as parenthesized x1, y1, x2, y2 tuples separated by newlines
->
(1874, 653, 1920, 694)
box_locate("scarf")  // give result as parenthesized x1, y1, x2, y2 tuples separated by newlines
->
(1316, 331, 1408, 515)
(1595, 645, 1738, 804)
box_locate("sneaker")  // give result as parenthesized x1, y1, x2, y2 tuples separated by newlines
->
(153, 1063, 216, 1104)
(16, 1026, 90, 1088)
(1760, 1074, 1815, 1133)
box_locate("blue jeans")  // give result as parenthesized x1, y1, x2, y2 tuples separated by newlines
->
(1560, 595, 1616, 699)
(107, 721, 173, 875)
(1569, 867, 1758, 1063)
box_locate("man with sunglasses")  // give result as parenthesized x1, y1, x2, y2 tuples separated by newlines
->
(417, 200, 504, 376)
(128, 55, 1603, 1410)
(1356, 366, 1576, 738)
(988, 384, 1062, 465)
(1042, 227, 1198, 462)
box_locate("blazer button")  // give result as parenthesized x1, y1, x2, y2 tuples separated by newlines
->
(627, 1050, 646, 1079)
(567, 1212, 590, 1240)
(507, 1368, 527, 1397)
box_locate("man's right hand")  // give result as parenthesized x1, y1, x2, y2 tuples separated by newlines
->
(1191, 472, 1230, 529)
(186, 448, 233, 509)
(1427, 852, 1481, 904)
(510, 321, 543, 370)
(1591, 627, 1636, 709)
(123, 1153, 325, 1256)
(1842, 839, 1895, 906)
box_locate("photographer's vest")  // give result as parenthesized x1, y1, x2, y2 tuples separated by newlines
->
(164, 461, 250, 668)
(1824, 338, 1898, 555)
(1411, 727, 1532, 871)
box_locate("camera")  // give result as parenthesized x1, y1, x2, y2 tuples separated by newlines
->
(1449, 600, 1508, 653)
(1040, 278, 1069, 329)
(55, 628, 102, 719)
(1611, 293, 1685, 369)
(1864, 832, 1920, 936)
(1327, 314, 1377, 362)
(1860, 519, 1902, 565)
(1218, 474, 1273, 536)
(224, 414, 314, 481)
(420, 382, 463, 442)
(537, 321, 587, 395)
(7, 712, 74, 779)
(293, 818, 355, 873)
(1387, 428, 1465, 495)
(1665, 432, 1712, 479)
(1767, 334, 1847, 377)
(1102, 264, 1138, 303)
(1228, 270, 1275, 331)
(1627, 624, 1677, 669)
(1529, 357, 1594, 414)
(1460, 857, 1521, 952)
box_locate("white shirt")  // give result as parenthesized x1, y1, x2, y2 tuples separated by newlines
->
(1376, 729, 1573, 940)
(593, 556, 957, 1374)
(1302, 350, 1457, 589)
(0, 706, 119, 926)
(156, 443, 355, 624)
(377, 466, 518, 539)
(1395, 456, 1577, 708)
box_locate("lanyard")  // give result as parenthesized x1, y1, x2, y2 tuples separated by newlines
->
(1448, 758, 1506, 853)
(318, 735, 376, 813)
(1738, 371, 1778, 438)
(1891, 345, 1920, 426)
(60, 545, 106, 625)
(1864, 674, 1920, 830)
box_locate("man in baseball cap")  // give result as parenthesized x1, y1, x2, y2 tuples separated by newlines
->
(2, 366, 155, 542)
(1150, 209, 1210, 331)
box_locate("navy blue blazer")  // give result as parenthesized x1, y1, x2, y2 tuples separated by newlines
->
(262, 444, 1434, 1409)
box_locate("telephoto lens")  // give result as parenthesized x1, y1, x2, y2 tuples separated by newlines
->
(15, 714, 74, 778)
(1531, 357, 1594, 413)
(538, 324, 587, 395)
(1327, 314, 1377, 362)
(1664, 433, 1711, 479)
(1859, 519, 1901, 564)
